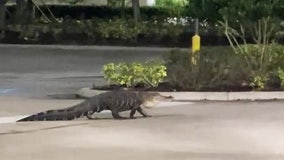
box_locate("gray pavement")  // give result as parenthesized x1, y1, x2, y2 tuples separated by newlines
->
(1, 44, 284, 160)
(0, 100, 284, 160)
(0, 45, 184, 98)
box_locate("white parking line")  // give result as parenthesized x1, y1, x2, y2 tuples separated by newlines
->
(0, 88, 17, 94)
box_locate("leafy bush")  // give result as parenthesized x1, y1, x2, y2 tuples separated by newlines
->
(162, 44, 284, 91)
(102, 61, 167, 88)
(162, 49, 194, 89)
(48, 18, 185, 41)
(186, 0, 282, 25)
(236, 44, 284, 73)
(163, 47, 252, 91)
(249, 75, 267, 90)
(278, 68, 284, 87)
(96, 18, 150, 40)
(95, 18, 184, 41)
(156, 0, 187, 7)
(219, 16, 284, 90)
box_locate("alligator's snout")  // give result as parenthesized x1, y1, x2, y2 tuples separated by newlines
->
(141, 93, 174, 108)
(165, 95, 174, 100)
(155, 94, 174, 102)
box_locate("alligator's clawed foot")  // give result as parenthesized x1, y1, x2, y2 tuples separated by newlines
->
(130, 116, 137, 119)
(114, 116, 128, 120)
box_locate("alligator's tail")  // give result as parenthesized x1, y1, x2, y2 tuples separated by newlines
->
(16, 102, 90, 122)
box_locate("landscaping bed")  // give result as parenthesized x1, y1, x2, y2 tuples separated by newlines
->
(94, 44, 284, 93)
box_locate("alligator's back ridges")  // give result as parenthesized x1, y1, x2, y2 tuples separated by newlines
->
(16, 90, 174, 122)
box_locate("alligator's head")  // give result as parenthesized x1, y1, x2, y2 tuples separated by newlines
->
(141, 92, 174, 108)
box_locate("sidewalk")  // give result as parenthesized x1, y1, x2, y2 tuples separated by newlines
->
(78, 88, 284, 101)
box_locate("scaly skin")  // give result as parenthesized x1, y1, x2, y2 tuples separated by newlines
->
(16, 90, 173, 122)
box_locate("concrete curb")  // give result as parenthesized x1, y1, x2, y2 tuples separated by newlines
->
(77, 88, 284, 101)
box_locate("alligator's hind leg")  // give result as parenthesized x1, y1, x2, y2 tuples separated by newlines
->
(85, 106, 104, 120)
(85, 111, 97, 120)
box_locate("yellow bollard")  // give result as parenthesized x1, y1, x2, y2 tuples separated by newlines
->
(191, 34, 201, 65)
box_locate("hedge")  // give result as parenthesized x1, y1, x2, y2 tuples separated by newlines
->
(6, 5, 185, 20)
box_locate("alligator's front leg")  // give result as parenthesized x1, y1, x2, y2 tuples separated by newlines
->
(137, 107, 152, 118)
(129, 105, 142, 119)
(111, 110, 128, 120)
(130, 106, 151, 119)
(130, 108, 137, 119)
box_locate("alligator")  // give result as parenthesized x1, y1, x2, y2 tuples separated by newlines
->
(16, 90, 173, 122)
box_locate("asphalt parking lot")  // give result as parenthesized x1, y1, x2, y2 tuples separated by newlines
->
(0, 98, 284, 160)
(0, 45, 177, 98)
(1, 45, 283, 160)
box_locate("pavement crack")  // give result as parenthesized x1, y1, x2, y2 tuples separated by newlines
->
(0, 122, 89, 135)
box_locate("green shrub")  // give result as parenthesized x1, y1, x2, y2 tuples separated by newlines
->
(234, 43, 284, 89)
(43, 18, 185, 41)
(156, 0, 187, 7)
(96, 18, 148, 40)
(95, 18, 184, 40)
(163, 47, 252, 90)
(220, 16, 284, 90)
(278, 68, 284, 87)
(249, 75, 267, 90)
(102, 61, 167, 88)
(237, 44, 284, 72)
(162, 49, 194, 89)
(187, 0, 282, 26)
